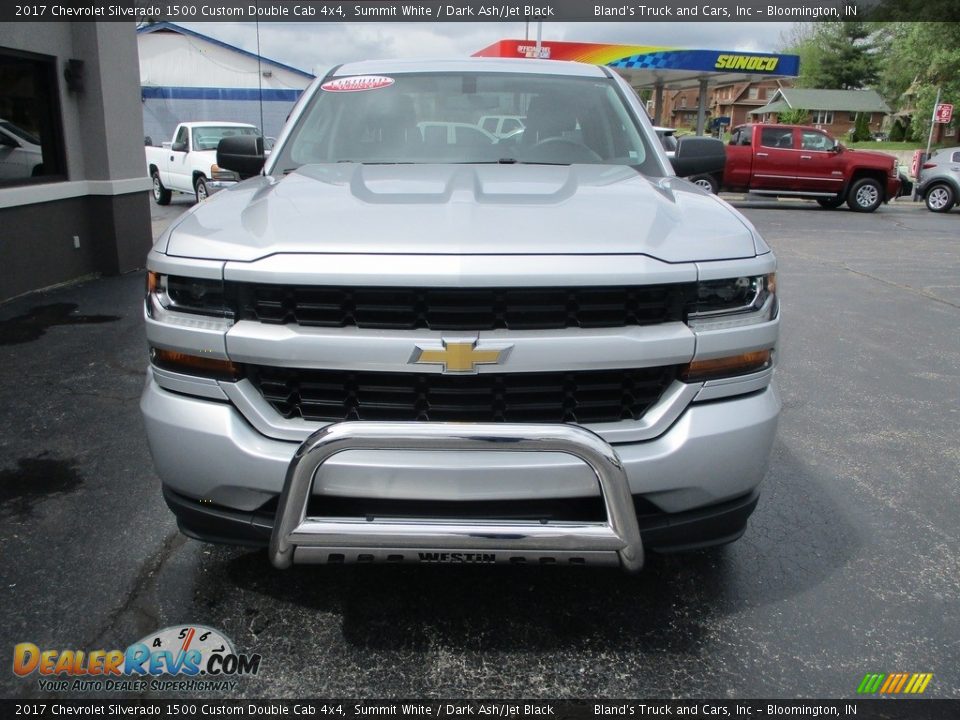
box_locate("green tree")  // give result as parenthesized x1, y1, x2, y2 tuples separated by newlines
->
(808, 21, 879, 89)
(876, 23, 960, 142)
(780, 16, 878, 90)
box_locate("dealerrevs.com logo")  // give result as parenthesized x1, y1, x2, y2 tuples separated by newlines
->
(13, 625, 261, 693)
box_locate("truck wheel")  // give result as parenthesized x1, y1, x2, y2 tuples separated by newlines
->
(152, 171, 171, 206)
(816, 196, 844, 209)
(847, 178, 883, 213)
(690, 174, 719, 194)
(194, 176, 209, 203)
(925, 183, 955, 213)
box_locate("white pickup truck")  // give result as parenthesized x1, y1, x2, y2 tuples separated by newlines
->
(146, 121, 259, 204)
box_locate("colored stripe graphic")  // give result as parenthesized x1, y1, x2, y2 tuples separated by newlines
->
(859, 672, 932, 694)
(857, 674, 885, 693)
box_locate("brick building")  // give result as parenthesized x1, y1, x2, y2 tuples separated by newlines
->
(710, 79, 792, 129)
(750, 88, 891, 137)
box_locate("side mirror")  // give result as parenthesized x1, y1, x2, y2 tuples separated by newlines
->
(171, 141, 187, 153)
(671, 136, 726, 178)
(831, 143, 843, 153)
(217, 135, 265, 179)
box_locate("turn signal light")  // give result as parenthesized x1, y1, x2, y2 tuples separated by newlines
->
(146, 271, 160, 294)
(150, 348, 240, 380)
(681, 350, 771, 382)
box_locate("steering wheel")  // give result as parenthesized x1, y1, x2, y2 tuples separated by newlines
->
(528, 137, 603, 163)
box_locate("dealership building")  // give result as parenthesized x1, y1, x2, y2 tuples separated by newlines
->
(137, 22, 314, 143)
(0, 23, 152, 303)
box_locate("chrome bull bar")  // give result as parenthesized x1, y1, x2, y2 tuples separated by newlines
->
(268, 422, 644, 572)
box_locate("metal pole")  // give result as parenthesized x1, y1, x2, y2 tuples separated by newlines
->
(696, 78, 709, 135)
(925, 87, 941, 161)
(535, 22, 542, 57)
(653, 81, 664, 126)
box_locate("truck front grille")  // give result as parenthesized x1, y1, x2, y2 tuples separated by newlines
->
(236, 284, 693, 330)
(247, 366, 678, 424)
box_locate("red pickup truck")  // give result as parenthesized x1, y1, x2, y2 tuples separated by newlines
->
(718, 124, 900, 212)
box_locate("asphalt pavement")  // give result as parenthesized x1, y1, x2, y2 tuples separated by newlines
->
(1, 195, 958, 699)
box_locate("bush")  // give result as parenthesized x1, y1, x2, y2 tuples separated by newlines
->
(889, 119, 906, 142)
(851, 113, 872, 142)
(777, 108, 810, 125)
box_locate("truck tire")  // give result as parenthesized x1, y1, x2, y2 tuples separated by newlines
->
(816, 196, 844, 209)
(690, 174, 719, 194)
(924, 183, 955, 213)
(194, 176, 209, 203)
(846, 177, 883, 213)
(152, 170, 171, 206)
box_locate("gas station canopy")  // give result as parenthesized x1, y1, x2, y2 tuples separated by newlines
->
(474, 39, 800, 133)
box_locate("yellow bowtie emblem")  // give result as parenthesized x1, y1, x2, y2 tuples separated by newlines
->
(411, 340, 512, 374)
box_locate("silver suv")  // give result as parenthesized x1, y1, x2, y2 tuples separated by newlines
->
(141, 58, 779, 572)
(918, 146, 960, 213)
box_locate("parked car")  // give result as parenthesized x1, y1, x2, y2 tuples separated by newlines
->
(0, 118, 43, 180)
(723, 124, 900, 212)
(479, 114, 525, 139)
(655, 126, 721, 193)
(917, 146, 960, 213)
(142, 58, 777, 573)
(146, 121, 259, 204)
(418, 121, 498, 147)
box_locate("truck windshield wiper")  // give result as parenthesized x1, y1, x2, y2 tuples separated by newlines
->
(463, 159, 572, 166)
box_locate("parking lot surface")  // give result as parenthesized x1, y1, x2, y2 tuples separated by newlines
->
(1, 197, 958, 698)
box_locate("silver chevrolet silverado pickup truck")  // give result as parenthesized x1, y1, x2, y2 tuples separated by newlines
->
(141, 58, 780, 572)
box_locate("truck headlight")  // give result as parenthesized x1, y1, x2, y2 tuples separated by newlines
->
(146, 272, 233, 319)
(687, 273, 777, 330)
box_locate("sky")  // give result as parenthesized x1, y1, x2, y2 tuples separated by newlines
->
(179, 21, 799, 75)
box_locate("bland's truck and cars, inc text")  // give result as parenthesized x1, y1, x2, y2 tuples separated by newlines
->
(141, 58, 780, 572)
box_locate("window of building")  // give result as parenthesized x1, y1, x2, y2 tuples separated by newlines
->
(749, 87, 759, 100)
(680, 97, 686, 109)
(849, 112, 858, 122)
(0, 47, 66, 187)
(812, 110, 834, 125)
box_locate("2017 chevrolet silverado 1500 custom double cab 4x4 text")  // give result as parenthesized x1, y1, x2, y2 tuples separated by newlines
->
(146, 121, 260, 204)
(719, 123, 900, 212)
(141, 59, 780, 572)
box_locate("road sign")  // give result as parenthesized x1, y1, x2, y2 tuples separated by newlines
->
(934, 103, 953, 124)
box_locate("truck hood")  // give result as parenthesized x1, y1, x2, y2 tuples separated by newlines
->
(163, 163, 757, 263)
(842, 147, 898, 166)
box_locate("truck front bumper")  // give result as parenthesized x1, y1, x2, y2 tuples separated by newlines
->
(141, 374, 780, 569)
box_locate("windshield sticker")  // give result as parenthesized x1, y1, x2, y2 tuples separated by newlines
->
(321, 76, 395, 92)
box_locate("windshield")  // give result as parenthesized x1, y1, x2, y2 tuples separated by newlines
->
(191, 125, 259, 151)
(273, 72, 657, 172)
